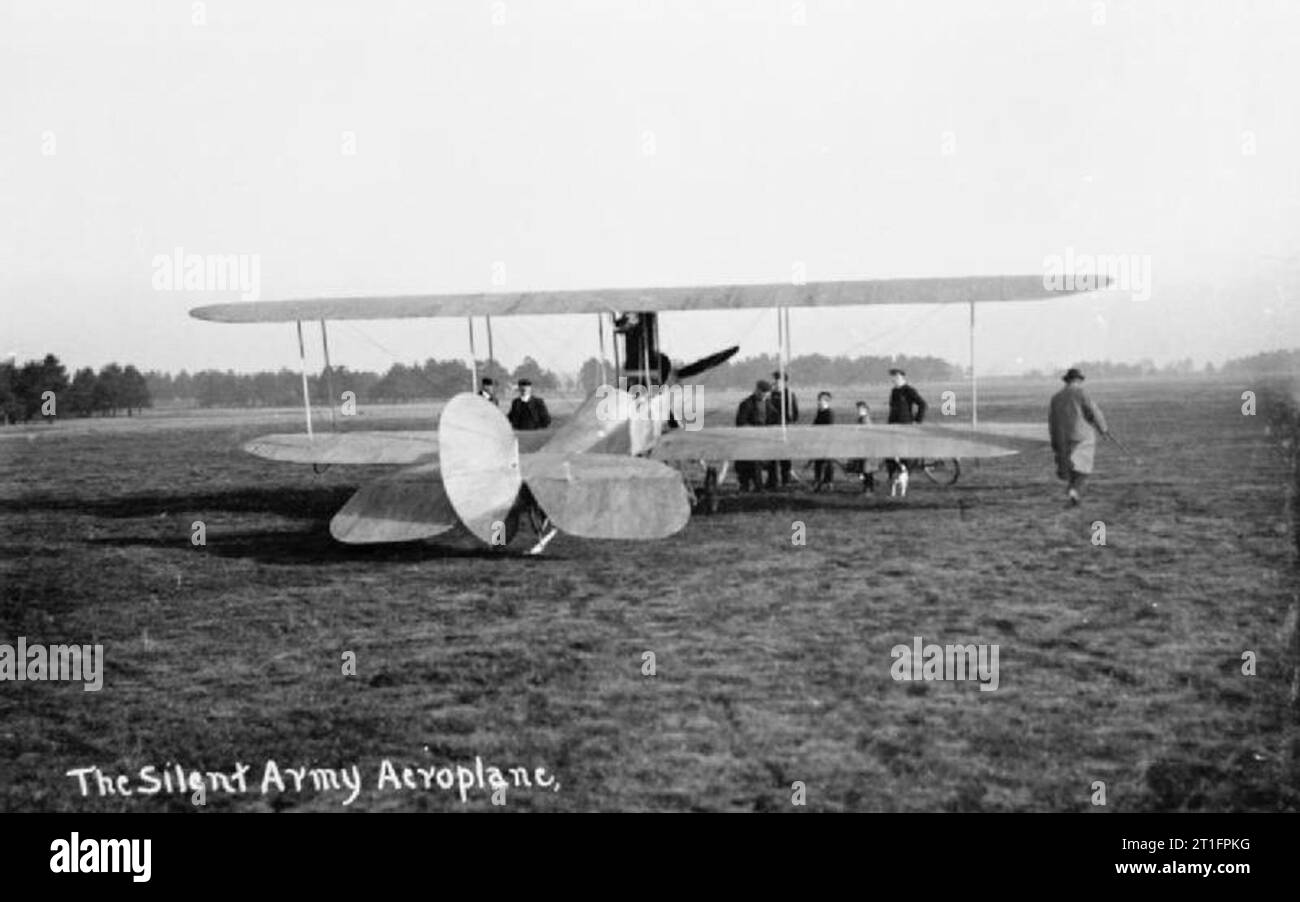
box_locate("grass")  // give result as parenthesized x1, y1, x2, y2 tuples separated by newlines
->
(0, 376, 1297, 811)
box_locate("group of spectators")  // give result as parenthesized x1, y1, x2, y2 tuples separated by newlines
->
(479, 363, 1113, 509)
(734, 367, 929, 493)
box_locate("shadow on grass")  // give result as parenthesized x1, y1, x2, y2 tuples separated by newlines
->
(703, 488, 983, 516)
(3, 478, 1001, 528)
(86, 527, 567, 565)
(0, 485, 356, 520)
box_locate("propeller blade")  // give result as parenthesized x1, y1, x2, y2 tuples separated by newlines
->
(330, 463, 457, 544)
(438, 393, 524, 546)
(675, 345, 739, 380)
(521, 452, 691, 540)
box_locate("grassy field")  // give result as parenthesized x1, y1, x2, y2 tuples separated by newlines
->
(1, 376, 1297, 812)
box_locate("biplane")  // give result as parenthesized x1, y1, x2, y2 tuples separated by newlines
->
(189, 275, 1103, 553)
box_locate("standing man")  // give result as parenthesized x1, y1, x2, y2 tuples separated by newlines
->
(765, 370, 800, 489)
(508, 379, 551, 430)
(734, 380, 771, 492)
(1049, 367, 1109, 506)
(885, 368, 927, 483)
(811, 391, 835, 491)
(849, 400, 877, 493)
(478, 377, 498, 405)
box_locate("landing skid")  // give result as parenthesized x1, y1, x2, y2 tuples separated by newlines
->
(524, 495, 557, 555)
(527, 526, 559, 555)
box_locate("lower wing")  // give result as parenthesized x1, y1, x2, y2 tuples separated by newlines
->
(244, 431, 439, 465)
(243, 427, 556, 465)
(649, 424, 1024, 461)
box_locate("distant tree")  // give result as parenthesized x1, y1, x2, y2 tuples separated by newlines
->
(8, 354, 69, 421)
(144, 370, 175, 404)
(473, 358, 511, 391)
(424, 358, 474, 396)
(13, 362, 40, 420)
(66, 367, 98, 416)
(121, 365, 151, 415)
(0, 362, 19, 425)
(371, 362, 421, 402)
(94, 363, 125, 416)
(511, 356, 558, 391)
(578, 357, 615, 393)
(172, 369, 194, 402)
(39, 354, 69, 419)
(1220, 349, 1300, 377)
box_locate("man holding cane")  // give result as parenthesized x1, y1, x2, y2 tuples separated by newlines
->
(1048, 367, 1110, 506)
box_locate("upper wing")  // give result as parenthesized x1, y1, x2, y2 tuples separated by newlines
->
(191, 275, 1106, 323)
(648, 424, 1022, 462)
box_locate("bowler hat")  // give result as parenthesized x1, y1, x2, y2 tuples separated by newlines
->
(1062, 368, 1085, 382)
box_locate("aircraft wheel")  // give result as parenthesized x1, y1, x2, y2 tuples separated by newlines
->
(922, 458, 961, 485)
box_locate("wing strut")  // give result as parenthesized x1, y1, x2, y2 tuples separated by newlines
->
(776, 307, 788, 438)
(783, 305, 793, 413)
(295, 320, 313, 438)
(611, 313, 621, 380)
(596, 314, 607, 386)
(969, 299, 978, 431)
(642, 316, 651, 391)
(467, 317, 478, 390)
(485, 315, 495, 374)
(320, 319, 337, 430)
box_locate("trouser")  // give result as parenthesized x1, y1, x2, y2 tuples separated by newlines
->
(813, 460, 834, 484)
(766, 460, 792, 487)
(1056, 454, 1090, 496)
(736, 461, 761, 491)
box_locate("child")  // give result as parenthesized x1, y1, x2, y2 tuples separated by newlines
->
(812, 391, 834, 491)
(851, 400, 876, 493)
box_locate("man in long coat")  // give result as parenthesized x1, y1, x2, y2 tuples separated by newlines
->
(734, 380, 771, 492)
(765, 371, 800, 489)
(1048, 368, 1110, 505)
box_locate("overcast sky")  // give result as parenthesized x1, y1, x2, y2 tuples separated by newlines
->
(3, 0, 1297, 377)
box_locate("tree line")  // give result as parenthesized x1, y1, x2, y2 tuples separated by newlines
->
(4, 348, 1294, 424)
(143, 356, 560, 408)
(0, 356, 150, 424)
(1, 353, 563, 422)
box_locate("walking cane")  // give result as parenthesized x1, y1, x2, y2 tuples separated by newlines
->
(1105, 431, 1142, 465)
